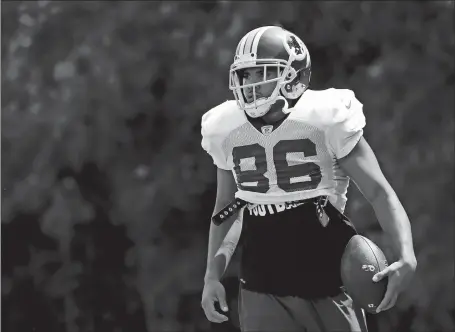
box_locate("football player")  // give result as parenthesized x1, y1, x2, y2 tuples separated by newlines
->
(200, 26, 417, 331)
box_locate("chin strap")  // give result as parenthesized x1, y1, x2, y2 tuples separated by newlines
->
(266, 96, 290, 116)
(245, 96, 290, 118)
(275, 96, 289, 114)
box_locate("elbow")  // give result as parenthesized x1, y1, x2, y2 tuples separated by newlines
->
(368, 184, 395, 206)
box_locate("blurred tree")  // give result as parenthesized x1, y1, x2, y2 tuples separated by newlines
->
(1, 1, 453, 331)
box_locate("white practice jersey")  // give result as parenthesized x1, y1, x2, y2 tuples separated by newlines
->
(201, 88, 366, 212)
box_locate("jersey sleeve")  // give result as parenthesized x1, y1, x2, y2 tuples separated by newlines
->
(201, 106, 230, 170)
(326, 89, 366, 159)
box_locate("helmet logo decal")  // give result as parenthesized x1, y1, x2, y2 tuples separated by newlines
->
(287, 35, 303, 56)
(283, 33, 308, 62)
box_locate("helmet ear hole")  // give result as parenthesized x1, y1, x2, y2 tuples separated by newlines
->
(284, 68, 297, 83)
(280, 71, 307, 100)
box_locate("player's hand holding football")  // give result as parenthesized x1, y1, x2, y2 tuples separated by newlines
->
(372, 257, 417, 313)
(201, 279, 229, 323)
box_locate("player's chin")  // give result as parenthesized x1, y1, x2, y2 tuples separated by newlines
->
(246, 97, 263, 104)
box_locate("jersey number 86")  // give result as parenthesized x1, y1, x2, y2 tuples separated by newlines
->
(232, 138, 322, 193)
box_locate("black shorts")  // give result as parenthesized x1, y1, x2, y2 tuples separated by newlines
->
(239, 197, 357, 299)
(239, 287, 368, 332)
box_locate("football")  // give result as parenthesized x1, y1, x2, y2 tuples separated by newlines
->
(340, 235, 389, 314)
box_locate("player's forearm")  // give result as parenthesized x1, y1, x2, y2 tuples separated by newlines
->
(370, 189, 417, 265)
(204, 212, 238, 283)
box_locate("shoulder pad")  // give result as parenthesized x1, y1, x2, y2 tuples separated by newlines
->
(291, 88, 364, 125)
(326, 88, 366, 158)
(290, 88, 365, 158)
(201, 100, 245, 170)
(201, 100, 245, 137)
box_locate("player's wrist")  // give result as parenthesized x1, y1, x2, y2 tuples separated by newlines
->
(204, 265, 224, 284)
(399, 255, 417, 270)
(397, 245, 417, 268)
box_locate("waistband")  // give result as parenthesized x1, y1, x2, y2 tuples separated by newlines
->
(211, 196, 328, 225)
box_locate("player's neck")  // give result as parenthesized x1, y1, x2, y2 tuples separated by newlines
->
(246, 110, 289, 134)
(261, 110, 287, 125)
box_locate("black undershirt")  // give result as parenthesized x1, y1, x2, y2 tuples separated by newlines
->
(245, 111, 290, 133)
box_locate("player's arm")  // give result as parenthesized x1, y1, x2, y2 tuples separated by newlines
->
(339, 137, 416, 265)
(204, 167, 240, 283)
(339, 137, 417, 312)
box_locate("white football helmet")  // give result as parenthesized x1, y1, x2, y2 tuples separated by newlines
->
(229, 26, 311, 118)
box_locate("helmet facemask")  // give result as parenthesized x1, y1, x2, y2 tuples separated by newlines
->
(229, 30, 311, 118)
(229, 56, 296, 118)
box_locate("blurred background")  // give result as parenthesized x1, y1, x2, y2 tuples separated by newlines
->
(1, 1, 454, 332)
